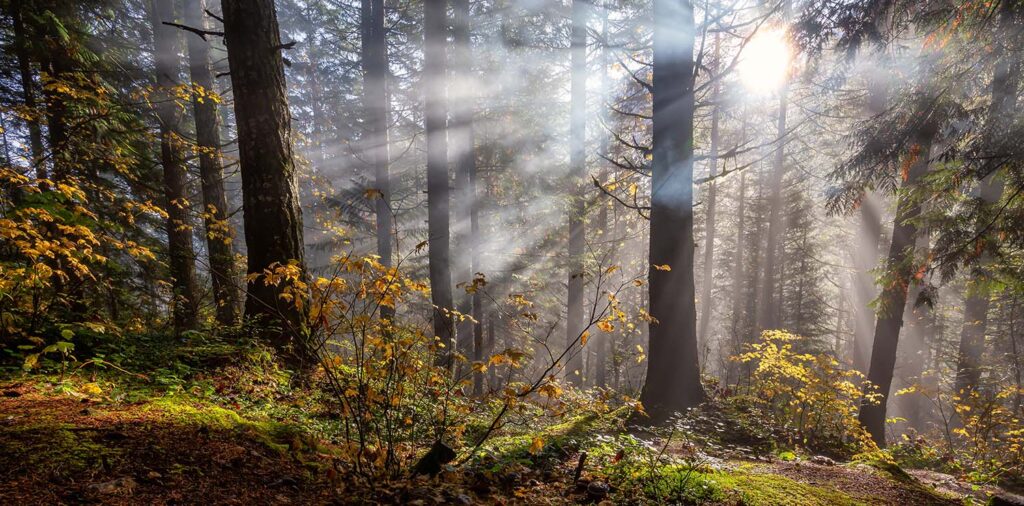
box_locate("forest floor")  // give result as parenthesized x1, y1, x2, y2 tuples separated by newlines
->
(0, 377, 1012, 505)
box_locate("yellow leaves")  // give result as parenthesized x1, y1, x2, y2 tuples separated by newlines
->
(364, 188, 383, 200)
(538, 383, 562, 399)
(80, 382, 103, 396)
(529, 437, 545, 455)
(653, 264, 671, 271)
(580, 330, 590, 346)
(597, 320, 615, 333)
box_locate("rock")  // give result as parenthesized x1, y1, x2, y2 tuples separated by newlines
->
(810, 455, 836, 466)
(453, 493, 473, 505)
(526, 478, 540, 487)
(146, 471, 162, 480)
(586, 480, 610, 500)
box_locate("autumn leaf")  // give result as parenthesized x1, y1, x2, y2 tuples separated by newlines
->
(364, 188, 383, 200)
(653, 264, 671, 271)
(597, 321, 614, 332)
(580, 330, 590, 346)
(529, 437, 544, 455)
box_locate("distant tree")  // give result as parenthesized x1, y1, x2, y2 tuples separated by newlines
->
(565, 0, 588, 387)
(424, 0, 456, 370)
(954, 0, 1022, 396)
(148, 0, 200, 332)
(183, 0, 240, 326)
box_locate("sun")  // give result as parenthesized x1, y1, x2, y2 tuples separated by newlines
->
(738, 28, 792, 94)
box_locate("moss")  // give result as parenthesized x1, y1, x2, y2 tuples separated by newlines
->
(703, 470, 865, 506)
(0, 424, 121, 477)
(142, 395, 317, 457)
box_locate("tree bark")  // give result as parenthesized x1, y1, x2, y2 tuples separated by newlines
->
(425, 0, 456, 370)
(184, 0, 239, 326)
(639, 0, 705, 418)
(149, 0, 200, 333)
(222, 0, 309, 362)
(858, 130, 933, 448)
(564, 0, 588, 387)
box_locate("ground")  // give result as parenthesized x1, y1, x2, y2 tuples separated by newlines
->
(1, 377, 1003, 505)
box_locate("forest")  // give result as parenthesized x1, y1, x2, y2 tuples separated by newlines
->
(2, 0, 1024, 504)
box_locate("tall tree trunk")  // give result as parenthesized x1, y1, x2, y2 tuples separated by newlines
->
(639, 0, 704, 418)
(858, 130, 934, 448)
(361, 0, 393, 316)
(12, 1, 45, 180)
(594, 5, 610, 390)
(698, 34, 720, 343)
(450, 0, 483, 394)
(149, 0, 200, 333)
(564, 0, 587, 387)
(757, 0, 791, 332)
(425, 0, 456, 370)
(759, 91, 788, 331)
(728, 172, 746, 384)
(184, 0, 239, 326)
(222, 0, 309, 362)
(954, 1, 1021, 395)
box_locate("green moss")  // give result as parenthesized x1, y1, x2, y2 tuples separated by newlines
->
(0, 424, 121, 477)
(703, 470, 864, 506)
(142, 395, 316, 457)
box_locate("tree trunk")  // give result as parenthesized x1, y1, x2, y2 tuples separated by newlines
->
(184, 0, 239, 326)
(954, 1, 1021, 396)
(639, 0, 704, 418)
(361, 0, 393, 320)
(149, 0, 200, 333)
(728, 172, 746, 384)
(12, 1, 45, 180)
(759, 90, 788, 332)
(222, 0, 309, 362)
(858, 131, 933, 448)
(565, 0, 587, 387)
(425, 0, 456, 370)
(698, 34, 720, 344)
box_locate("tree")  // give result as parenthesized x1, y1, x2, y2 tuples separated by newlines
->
(221, 0, 309, 362)
(758, 2, 791, 332)
(450, 0, 484, 393)
(857, 120, 935, 447)
(183, 0, 239, 326)
(425, 0, 456, 370)
(639, 0, 704, 419)
(698, 33, 720, 344)
(149, 0, 200, 332)
(565, 0, 587, 387)
(954, 1, 1022, 396)
(361, 0, 392, 282)
(11, 0, 44, 180)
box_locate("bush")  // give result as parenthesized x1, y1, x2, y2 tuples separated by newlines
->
(731, 330, 879, 456)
